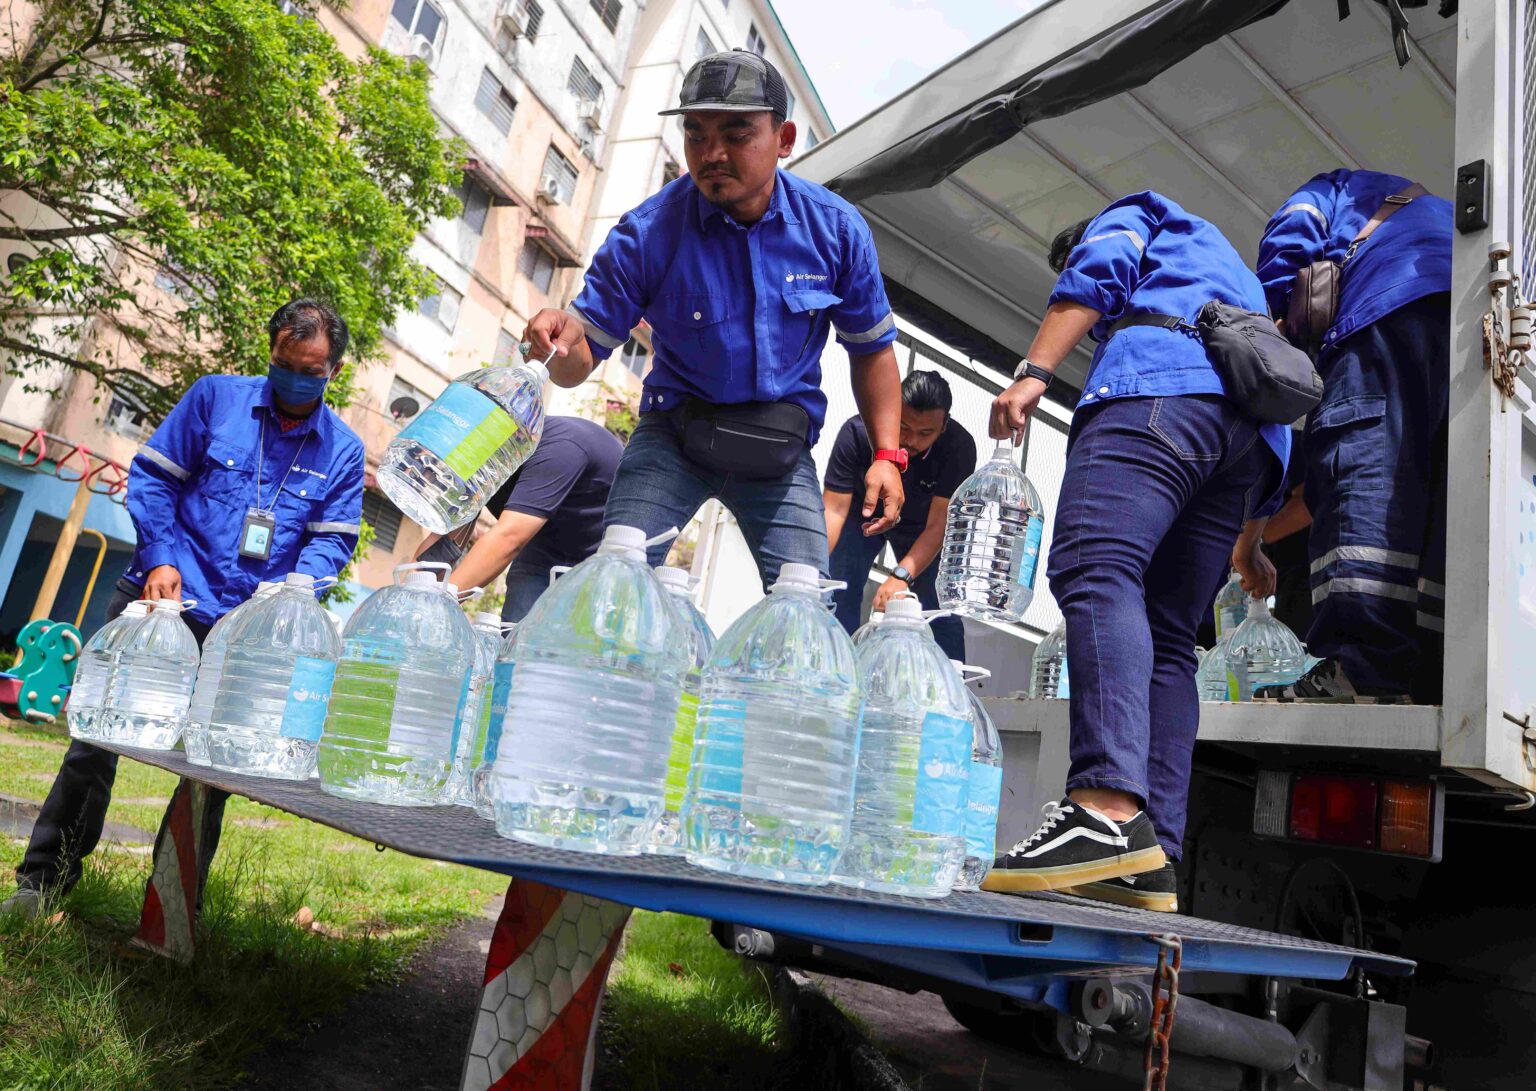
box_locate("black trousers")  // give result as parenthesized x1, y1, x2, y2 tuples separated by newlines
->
(16, 579, 229, 896)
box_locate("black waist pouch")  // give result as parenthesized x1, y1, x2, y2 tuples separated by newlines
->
(1109, 305, 1323, 425)
(679, 398, 810, 479)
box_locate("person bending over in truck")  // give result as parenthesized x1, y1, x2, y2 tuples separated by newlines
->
(979, 193, 1289, 912)
(1248, 169, 1451, 704)
(520, 49, 904, 586)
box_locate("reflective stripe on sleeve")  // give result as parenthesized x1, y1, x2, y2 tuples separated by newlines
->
(1310, 545, 1420, 575)
(569, 306, 625, 351)
(835, 312, 896, 345)
(1417, 577, 1446, 600)
(1279, 202, 1328, 226)
(306, 521, 360, 535)
(1083, 229, 1145, 253)
(137, 446, 190, 481)
(1311, 577, 1418, 605)
(1416, 611, 1445, 633)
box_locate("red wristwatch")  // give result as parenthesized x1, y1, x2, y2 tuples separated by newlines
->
(873, 448, 909, 471)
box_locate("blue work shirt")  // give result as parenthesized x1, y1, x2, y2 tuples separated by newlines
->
(1049, 191, 1290, 509)
(1257, 169, 1452, 350)
(570, 170, 900, 444)
(125, 375, 365, 625)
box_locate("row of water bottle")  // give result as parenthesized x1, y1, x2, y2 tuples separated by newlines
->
(69, 599, 201, 749)
(1195, 572, 1310, 700)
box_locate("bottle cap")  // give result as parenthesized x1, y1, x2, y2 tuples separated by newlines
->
(773, 562, 822, 591)
(284, 573, 315, 589)
(474, 611, 501, 626)
(256, 581, 280, 594)
(600, 524, 648, 556)
(403, 570, 440, 589)
(654, 566, 691, 591)
(992, 440, 1014, 458)
(884, 596, 924, 619)
(150, 599, 183, 614)
(123, 601, 151, 616)
(1248, 596, 1271, 618)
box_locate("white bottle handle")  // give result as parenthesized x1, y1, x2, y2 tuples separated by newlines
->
(395, 561, 452, 581)
(452, 585, 483, 603)
(646, 526, 681, 548)
(954, 663, 992, 683)
(548, 565, 573, 588)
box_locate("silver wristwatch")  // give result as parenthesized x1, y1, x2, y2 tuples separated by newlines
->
(1012, 359, 1055, 388)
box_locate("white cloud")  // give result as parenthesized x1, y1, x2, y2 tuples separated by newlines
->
(773, 0, 1051, 128)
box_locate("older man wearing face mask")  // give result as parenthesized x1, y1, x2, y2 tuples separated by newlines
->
(0, 298, 364, 920)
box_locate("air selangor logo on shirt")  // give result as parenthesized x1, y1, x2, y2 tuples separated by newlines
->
(785, 272, 829, 283)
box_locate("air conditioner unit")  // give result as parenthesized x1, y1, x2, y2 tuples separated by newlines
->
(575, 99, 603, 131)
(538, 176, 564, 204)
(496, 0, 528, 38)
(409, 34, 438, 68)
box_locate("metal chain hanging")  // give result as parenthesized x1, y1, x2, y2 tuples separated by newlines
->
(1143, 933, 1184, 1091)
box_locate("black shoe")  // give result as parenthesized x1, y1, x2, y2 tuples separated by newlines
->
(1064, 862, 1179, 913)
(1253, 658, 1410, 703)
(980, 799, 1166, 894)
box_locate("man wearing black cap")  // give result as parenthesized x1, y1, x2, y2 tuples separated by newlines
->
(521, 49, 905, 587)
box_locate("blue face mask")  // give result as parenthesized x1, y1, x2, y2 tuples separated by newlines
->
(267, 364, 329, 406)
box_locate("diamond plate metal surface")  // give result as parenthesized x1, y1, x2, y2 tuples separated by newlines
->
(98, 743, 1411, 979)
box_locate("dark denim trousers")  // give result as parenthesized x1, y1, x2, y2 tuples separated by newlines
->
(1304, 294, 1449, 699)
(828, 528, 965, 662)
(1047, 395, 1274, 858)
(17, 579, 227, 896)
(603, 411, 829, 589)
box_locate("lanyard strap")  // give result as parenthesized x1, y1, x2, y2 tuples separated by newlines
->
(255, 416, 311, 516)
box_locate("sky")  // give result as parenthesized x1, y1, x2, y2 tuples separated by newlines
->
(770, 0, 1051, 129)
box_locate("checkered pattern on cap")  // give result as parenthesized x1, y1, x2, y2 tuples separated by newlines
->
(659, 49, 789, 118)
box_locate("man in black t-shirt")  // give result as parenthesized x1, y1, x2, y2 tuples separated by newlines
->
(823, 371, 976, 661)
(434, 415, 624, 622)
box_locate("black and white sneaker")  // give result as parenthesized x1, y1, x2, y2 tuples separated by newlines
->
(1253, 658, 1409, 703)
(980, 799, 1166, 894)
(1064, 862, 1179, 913)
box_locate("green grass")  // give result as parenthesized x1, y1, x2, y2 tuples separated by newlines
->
(0, 719, 488, 1090)
(599, 911, 806, 1090)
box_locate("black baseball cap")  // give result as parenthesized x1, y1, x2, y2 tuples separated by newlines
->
(659, 49, 790, 118)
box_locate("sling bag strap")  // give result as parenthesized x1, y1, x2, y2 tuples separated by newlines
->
(1342, 182, 1429, 265)
(1106, 312, 1195, 337)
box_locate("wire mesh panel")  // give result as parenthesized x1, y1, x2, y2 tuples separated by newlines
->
(1523, 0, 1536, 287)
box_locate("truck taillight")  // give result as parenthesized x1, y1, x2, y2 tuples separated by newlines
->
(1251, 771, 1442, 861)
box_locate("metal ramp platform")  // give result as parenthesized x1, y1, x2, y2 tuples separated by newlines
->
(97, 743, 1410, 990)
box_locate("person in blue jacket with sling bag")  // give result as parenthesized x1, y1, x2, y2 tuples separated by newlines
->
(979, 192, 1288, 912)
(1253, 169, 1451, 704)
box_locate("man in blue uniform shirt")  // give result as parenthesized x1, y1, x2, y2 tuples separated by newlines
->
(1, 299, 364, 919)
(980, 194, 1287, 911)
(1252, 169, 1451, 703)
(521, 50, 905, 583)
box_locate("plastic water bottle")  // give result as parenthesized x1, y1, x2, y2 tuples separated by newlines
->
(936, 442, 1045, 622)
(319, 564, 475, 805)
(1197, 630, 1240, 701)
(67, 602, 151, 741)
(488, 526, 682, 854)
(952, 662, 1004, 891)
(206, 573, 342, 779)
(1213, 571, 1247, 638)
(833, 596, 970, 898)
(1029, 619, 1070, 699)
(99, 600, 200, 749)
(472, 626, 517, 819)
(1225, 597, 1307, 701)
(851, 611, 885, 647)
(376, 359, 549, 534)
(448, 612, 503, 806)
(185, 582, 282, 766)
(685, 563, 862, 885)
(648, 566, 716, 855)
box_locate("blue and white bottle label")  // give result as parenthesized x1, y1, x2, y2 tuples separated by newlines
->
(963, 761, 1004, 859)
(446, 672, 472, 759)
(280, 656, 337, 742)
(912, 712, 971, 837)
(691, 702, 745, 807)
(483, 662, 515, 763)
(1015, 515, 1044, 592)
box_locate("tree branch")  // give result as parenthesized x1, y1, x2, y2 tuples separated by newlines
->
(0, 218, 134, 242)
(18, 0, 113, 92)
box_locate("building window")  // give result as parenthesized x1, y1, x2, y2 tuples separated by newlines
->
(457, 175, 493, 234)
(103, 393, 150, 442)
(494, 327, 519, 365)
(521, 0, 544, 40)
(518, 238, 558, 295)
(362, 489, 404, 552)
(784, 88, 795, 123)
(588, 0, 622, 33)
(387, 376, 427, 424)
(419, 277, 461, 331)
(540, 145, 579, 204)
(661, 158, 681, 187)
(567, 57, 602, 104)
(620, 338, 650, 378)
(696, 27, 716, 60)
(745, 22, 764, 55)
(474, 68, 517, 135)
(390, 0, 445, 46)
(805, 130, 819, 151)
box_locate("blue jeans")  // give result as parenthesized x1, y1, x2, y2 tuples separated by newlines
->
(828, 529, 965, 662)
(1047, 395, 1274, 858)
(604, 411, 829, 587)
(1305, 294, 1448, 699)
(501, 564, 551, 624)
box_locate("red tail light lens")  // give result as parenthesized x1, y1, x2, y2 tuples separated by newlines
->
(1289, 775, 1379, 849)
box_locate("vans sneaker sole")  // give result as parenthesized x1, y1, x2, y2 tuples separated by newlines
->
(980, 845, 1167, 894)
(1062, 880, 1178, 913)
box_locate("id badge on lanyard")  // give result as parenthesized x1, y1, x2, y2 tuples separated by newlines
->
(240, 508, 277, 560)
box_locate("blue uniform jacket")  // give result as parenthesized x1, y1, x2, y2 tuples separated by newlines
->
(1049, 191, 1290, 508)
(569, 170, 900, 444)
(1256, 169, 1452, 350)
(125, 375, 365, 624)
